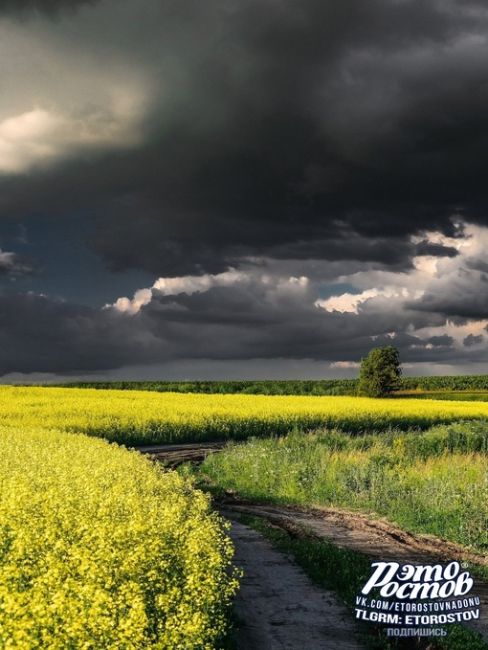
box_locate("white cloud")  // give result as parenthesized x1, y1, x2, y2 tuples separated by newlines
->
(0, 16, 152, 175)
(109, 268, 311, 315)
(0, 249, 31, 275)
(315, 288, 406, 313)
(330, 361, 360, 369)
(110, 269, 248, 314)
(153, 269, 247, 296)
(414, 319, 488, 347)
(0, 99, 144, 174)
(315, 222, 488, 347)
(110, 288, 153, 316)
(0, 109, 60, 173)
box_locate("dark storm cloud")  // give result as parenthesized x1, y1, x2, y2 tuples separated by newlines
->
(425, 335, 455, 348)
(0, 291, 396, 374)
(0, 293, 166, 374)
(1, 263, 486, 375)
(3, 0, 488, 376)
(411, 277, 488, 320)
(2, 0, 488, 278)
(0, 287, 360, 374)
(413, 241, 459, 258)
(0, 0, 96, 16)
(463, 334, 483, 347)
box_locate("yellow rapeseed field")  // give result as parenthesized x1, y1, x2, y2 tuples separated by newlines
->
(0, 427, 238, 649)
(2, 386, 488, 444)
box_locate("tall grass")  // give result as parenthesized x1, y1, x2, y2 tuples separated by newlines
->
(200, 422, 488, 553)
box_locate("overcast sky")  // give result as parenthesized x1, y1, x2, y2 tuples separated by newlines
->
(1, 0, 488, 380)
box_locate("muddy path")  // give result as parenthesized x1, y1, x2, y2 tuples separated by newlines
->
(137, 441, 226, 466)
(228, 517, 365, 649)
(140, 442, 488, 643)
(220, 501, 488, 567)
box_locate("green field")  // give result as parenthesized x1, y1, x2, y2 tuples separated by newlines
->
(199, 421, 488, 556)
(398, 390, 488, 401)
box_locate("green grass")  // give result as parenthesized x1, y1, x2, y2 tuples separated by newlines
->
(200, 422, 488, 556)
(397, 391, 488, 402)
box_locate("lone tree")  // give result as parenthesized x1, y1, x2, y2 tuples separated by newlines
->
(358, 346, 402, 397)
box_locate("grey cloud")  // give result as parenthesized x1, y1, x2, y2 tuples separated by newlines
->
(0, 0, 97, 16)
(414, 241, 459, 258)
(412, 286, 488, 320)
(426, 335, 455, 348)
(0, 293, 165, 374)
(2, 263, 488, 376)
(2, 0, 488, 277)
(0, 250, 33, 276)
(2, 0, 488, 376)
(464, 334, 483, 347)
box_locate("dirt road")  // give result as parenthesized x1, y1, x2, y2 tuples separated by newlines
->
(137, 441, 226, 466)
(227, 517, 365, 649)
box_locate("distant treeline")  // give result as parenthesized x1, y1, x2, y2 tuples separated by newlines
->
(60, 380, 358, 395)
(59, 375, 488, 395)
(402, 375, 488, 391)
